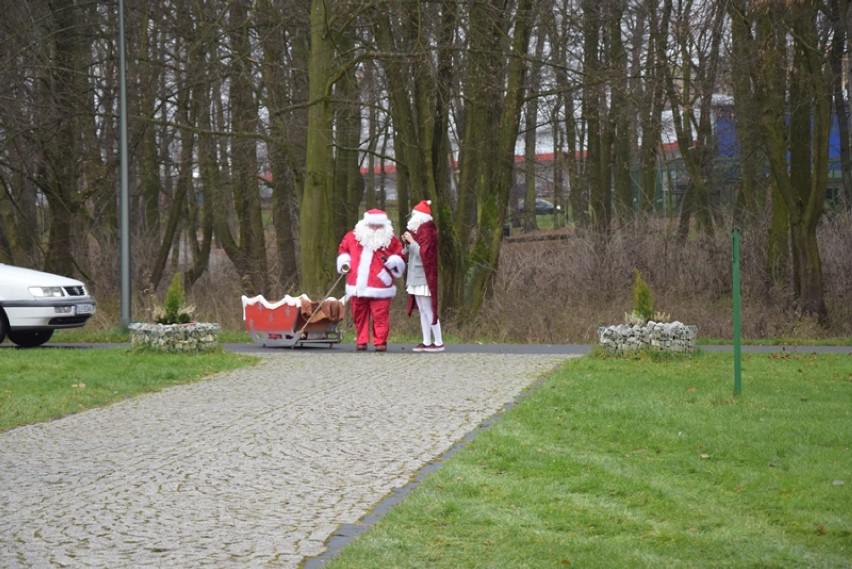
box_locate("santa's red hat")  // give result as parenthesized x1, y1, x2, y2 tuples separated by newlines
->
(362, 208, 390, 225)
(413, 200, 432, 216)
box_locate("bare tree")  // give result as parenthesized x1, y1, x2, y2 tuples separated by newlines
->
(663, 0, 726, 241)
(455, 0, 537, 319)
(726, 0, 771, 229)
(546, 0, 587, 229)
(582, 0, 612, 234)
(730, 0, 831, 323)
(257, 0, 304, 292)
(367, 0, 461, 307)
(635, 0, 670, 216)
(301, 0, 342, 295)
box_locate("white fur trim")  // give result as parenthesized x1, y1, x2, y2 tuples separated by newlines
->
(355, 247, 373, 295)
(241, 293, 345, 319)
(363, 210, 390, 225)
(345, 283, 397, 299)
(378, 268, 392, 286)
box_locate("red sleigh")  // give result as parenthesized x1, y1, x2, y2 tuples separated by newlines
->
(241, 294, 347, 348)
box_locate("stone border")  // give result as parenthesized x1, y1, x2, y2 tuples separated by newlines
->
(597, 321, 697, 355)
(128, 322, 220, 352)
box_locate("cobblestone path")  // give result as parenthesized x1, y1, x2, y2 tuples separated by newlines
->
(0, 352, 570, 568)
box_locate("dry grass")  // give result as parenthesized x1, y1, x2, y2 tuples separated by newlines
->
(83, 211, 852, 344)
(467, 210, 852, 343)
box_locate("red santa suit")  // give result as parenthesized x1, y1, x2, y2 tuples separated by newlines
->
(404, 200, 444, 352)
(337, 209, 405, 350)
(405, 212, 439, 324)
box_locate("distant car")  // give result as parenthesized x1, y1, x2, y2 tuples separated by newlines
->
(519, 198, 556, 215)
(0, 264, 96, 347)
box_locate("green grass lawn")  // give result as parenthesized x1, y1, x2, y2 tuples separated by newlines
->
(324, 350, 852, 569)
(0, 347, 258, 432)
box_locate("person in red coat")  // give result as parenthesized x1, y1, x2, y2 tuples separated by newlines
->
(337, 209, 406, 352)
(402, 200, 444, 352)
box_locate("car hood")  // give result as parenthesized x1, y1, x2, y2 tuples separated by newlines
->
(0, 264, 86, 288)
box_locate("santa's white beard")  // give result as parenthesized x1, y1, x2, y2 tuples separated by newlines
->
(354, 221, 393, 250)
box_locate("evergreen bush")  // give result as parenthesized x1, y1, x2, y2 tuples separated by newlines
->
(154, 273, 194, 325)
(631, 268, 654, 322)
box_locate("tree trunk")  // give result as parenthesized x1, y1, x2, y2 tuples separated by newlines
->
(332, 32, 364, 242)
(522, 38, 544, 233)
(40, 0, 90, 278)
(300, 0, 338, 295)
(371, 1, 462, 312)
(462, 0, 535, 320)
(754, 1, 830, 323)
(546, 7, 586, 228)
(582, 0, 610, 235)
(137, 8, 163, 242)
(666, 0, 723, 241)
(609, 0, 633, 225)
(257, 0, 304, 291)
(728, 0, 768, 225)
(229, 3, 269, 296)
(637, 0, 669, 216)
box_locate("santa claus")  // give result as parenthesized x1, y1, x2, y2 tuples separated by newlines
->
(337, 209, 406, 352)
(402, 200, 443, 352)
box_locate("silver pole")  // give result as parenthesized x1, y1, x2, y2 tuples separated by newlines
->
(118, 0, 131, 326)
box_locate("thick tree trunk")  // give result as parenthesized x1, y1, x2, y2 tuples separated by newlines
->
(751, 1, 830, 323)
(790, 222, 828, 322)
(229, 3, 269, 296)
(729, 0, 768, 224)
(41, 0, 89, 278)
(137, 10, 162, 242)
(372, 0, 462, 313)
(462, 0, 535, 320)
(300, 0, 337, 295)
(257, 0, 303, 291)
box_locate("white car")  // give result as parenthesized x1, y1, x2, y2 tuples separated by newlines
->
(0, 263, 96, 347)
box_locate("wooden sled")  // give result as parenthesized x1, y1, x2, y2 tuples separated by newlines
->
(241, 294, 347, 348)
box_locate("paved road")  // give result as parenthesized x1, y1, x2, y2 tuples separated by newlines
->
(0, 348, 574, 568)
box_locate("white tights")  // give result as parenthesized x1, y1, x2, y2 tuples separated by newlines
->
(415, 295, 443, 346)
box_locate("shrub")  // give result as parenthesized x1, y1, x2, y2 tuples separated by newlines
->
(631, 268, 654, 322)
(154, 273, 194, 324)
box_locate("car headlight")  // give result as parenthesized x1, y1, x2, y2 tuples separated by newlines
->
(29, 286, 65, 298)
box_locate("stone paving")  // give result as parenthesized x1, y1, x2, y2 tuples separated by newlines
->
(0, 351, 572, 568)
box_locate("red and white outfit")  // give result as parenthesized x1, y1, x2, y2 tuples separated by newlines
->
(337, 209, 405, 350)
(403, 200, 444, 352)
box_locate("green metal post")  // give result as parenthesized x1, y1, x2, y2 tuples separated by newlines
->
(732, 227, 742, 396)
